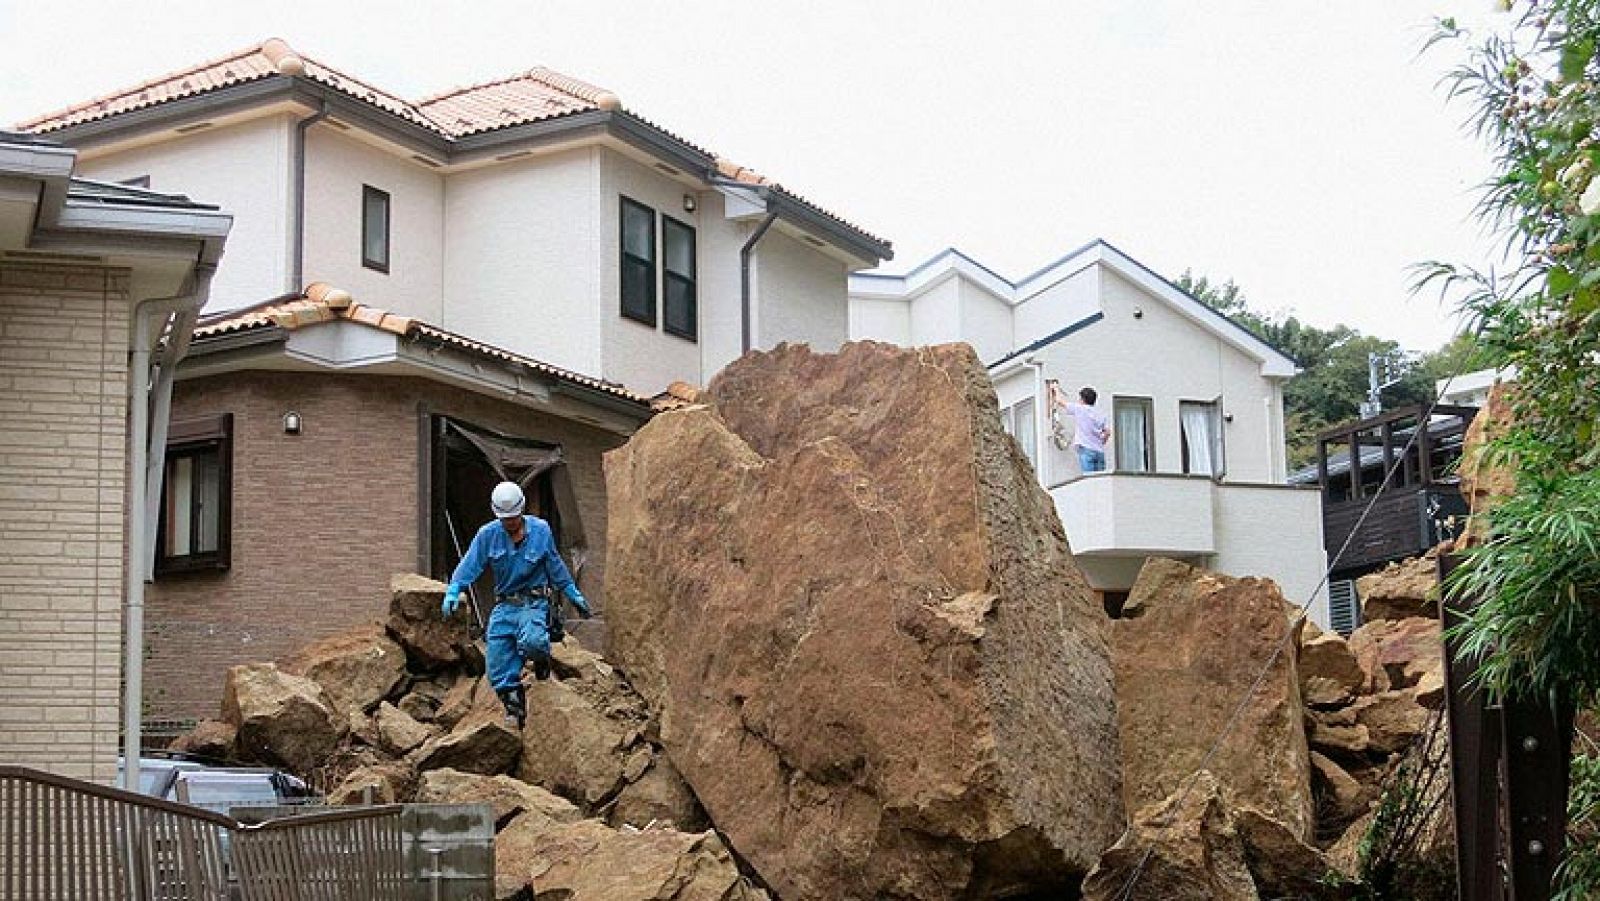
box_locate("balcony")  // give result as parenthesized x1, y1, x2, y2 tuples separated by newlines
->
(1051, 473, 1216, 556)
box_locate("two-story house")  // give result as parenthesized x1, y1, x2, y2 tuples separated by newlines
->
(19, 39, 891, 726)
(850, 241, 1332, 625)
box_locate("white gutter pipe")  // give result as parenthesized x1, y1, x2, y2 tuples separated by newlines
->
(121, 265, 216, 793)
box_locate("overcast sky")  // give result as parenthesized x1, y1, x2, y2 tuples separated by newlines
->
(1, 0, 1506, 349)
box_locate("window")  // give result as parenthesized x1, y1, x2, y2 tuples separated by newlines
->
(1113, 397, 1154, 472)
(662, 216, 697, 339)
(156, 414, 232, 575)
(362, 185, 390, 273)
(620, 197, 656, 325)
(1001, 397, 1038, 475)
(1179, 400, 1225, 477)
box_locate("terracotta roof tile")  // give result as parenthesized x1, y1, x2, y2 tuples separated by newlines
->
(193, 284, 648, 406)
(19, 39, 888, 254)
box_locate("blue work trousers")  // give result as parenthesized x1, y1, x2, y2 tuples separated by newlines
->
(486, 598, 551, 691)
(1077, 447, 1107, 473)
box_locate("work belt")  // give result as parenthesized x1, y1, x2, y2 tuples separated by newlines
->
(495, 587, 553, 606)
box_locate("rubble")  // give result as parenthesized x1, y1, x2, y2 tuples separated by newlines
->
(494, 816, 768, 901)
(1080, 772, 1257, 901)
(1357, 555, 1440, 622)
(1113, 558, 1315, 842)
(414, 768, 583, 831)
(279, 621, 407, 717)
(221, 663, 346, 775)
(374, 701, 435, 756)
(604, 341, 1124, 900)
(387, 573, 476, 670)
(410, 720, 520, 776)
(166, 719, 235, 759)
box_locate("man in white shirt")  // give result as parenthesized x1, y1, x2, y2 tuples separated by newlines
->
(1047, 380, 1111, 473)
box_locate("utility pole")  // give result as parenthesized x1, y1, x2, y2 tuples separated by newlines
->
(1360, 350, 1407, 420)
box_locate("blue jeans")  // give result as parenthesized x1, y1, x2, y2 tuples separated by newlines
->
(1077, 447, 1107, 473)
(485, 598, 551, 691)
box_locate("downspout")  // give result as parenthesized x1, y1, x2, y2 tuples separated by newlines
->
(122, 267, 216, 793)
(739, 211, 778, 354)
(290, 102, 329, 294)
(1026, 356, 1049, 485)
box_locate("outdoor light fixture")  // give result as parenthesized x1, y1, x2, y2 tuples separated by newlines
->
(283, 411, 302, 435)
(683, 194, 697, 213)
(1132, 307, 1144, 319)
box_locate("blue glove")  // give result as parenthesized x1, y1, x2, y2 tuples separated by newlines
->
(442, 584, 462, 617)
(565, 586, 592, 619)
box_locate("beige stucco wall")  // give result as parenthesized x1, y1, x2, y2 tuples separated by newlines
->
(303, 127, 445, 321)
(0, 263, 129, 783)
(441, 146, 604, 377)
(756, 229, 849, 353)
(78, 115, 293, 310)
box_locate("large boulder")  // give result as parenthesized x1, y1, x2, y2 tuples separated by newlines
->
(1459, 383, 1516, 533)
(1113, 558, 1316, 842)
(1357, 555, 1440, 622)
(1347, 617, 1444, 695)
(167, 719, 236, 760)
(1300, 631, 1366, 708)
(279, 621, 407, 717)
(326, 761, 416, 805)
(494, 817, 767, 901)
(374, 701, 436, 756)
(221, 663, 346, 776)
(606, 755, 709, 832)
(1081, 772, 1257, 901)
(517, 678, 638, 810)
(604, 342, 1124, 900)
(387, 573, 475, 670)
(412, 720, 520, 776)
(414, 768, 582, 831)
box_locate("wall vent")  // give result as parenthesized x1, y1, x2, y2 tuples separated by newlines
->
(173, 121, 214, 134)
(495, 149, 533, 162)
(410, 154, 444, 168)
(654, 162, 679, 176)
(1328, 579, 1361, 636)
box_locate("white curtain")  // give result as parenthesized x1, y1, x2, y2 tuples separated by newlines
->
(1181, 403, 1217, 477)
(1116, 403, 1149, 472)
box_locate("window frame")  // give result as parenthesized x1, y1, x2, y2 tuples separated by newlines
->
(1112, 396, 1155, 473)
(155, 413, 233, 576)
(1001, 396, 1038, 475)
(661, 214, 698, 341)
(1178, 398, 1227, 478)
(361, 185, 391, 273)
(619, 196, 657, 326)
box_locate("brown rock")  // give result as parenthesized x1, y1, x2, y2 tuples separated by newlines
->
(494, 817, 766, 901)
(1307, 709, 1374, 758)
(1300, 631, 1366, 708)
(1235, 806, 1354, 899)
(516, 677, 635, 810)
(1459, 383, 1517, 534)
(221, 663, 346, 775)
(326, 762, 416, 805)
(606, 756, 709, 832)
(1350, 691, 1432, 755)
(387, 573, 474, 670)
(1310, 750, 1375, 828)
(375, 701, 436, 756)
(279, 621, 407, 717)
(1082, 771, 1257, 901)
(167, 720, 236, 760)
(1348, 617, 1444, 693)
(346, 709, 380, 748)
(604, 342, 1124, 900)
(414, 767, 582, 831)
(1114, 558, 1315, 842)
(412, 720, 520, 776)
(434, 675, 480, 730)
(396, 693, 439, 723)
(1357, 556, 1440, 622)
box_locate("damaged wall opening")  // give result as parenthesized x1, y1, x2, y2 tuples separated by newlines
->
(424, 415, 589, 598)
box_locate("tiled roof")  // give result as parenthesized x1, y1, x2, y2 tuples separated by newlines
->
(193, 283, 650, 406)
(16, 40, 889, 254)
(649, 381, 702, 412)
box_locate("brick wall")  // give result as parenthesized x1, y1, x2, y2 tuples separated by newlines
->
(145, 370, 627, 721)
(0, 264, 130, 783)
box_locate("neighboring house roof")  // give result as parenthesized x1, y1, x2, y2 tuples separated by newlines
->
(851, 239, 1299, 379)
(192, 283, 651, 409)
(18, 39, 890, 263)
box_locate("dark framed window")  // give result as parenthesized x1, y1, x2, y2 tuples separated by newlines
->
(362, 185, 390, 273)
(662, 215, 697, 340)
(620, 197, 656, 325)
(156, 414, 232, 575)
(1112, 396, 1155, 473)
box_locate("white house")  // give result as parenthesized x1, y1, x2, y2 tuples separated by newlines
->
(850, 241, 1331, 623)
(19, 39, 891, 398)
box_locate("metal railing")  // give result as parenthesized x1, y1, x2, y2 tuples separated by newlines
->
(0, 765, 406, 900)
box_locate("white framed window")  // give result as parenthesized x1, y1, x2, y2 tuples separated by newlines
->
(1180, 400, 1225, 477)
(1001, 396, 1038, 475)
(1113, 396, 1154, 472)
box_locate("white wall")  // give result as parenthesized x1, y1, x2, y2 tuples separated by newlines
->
(1013, 264, 1099, 349)
(957, 279, 1013, 364)
(849, 295, 911, 346)
(694, 190, 752, 384)
(756, 229, 849, 353)
(78, 115, 292, 310)
(441, 147, 603, 377)
(303, 127, 444, 321)
(1210, 483, 1329, 626)
(908, 277, 961, 347)
(1036, 268, 1278, 482)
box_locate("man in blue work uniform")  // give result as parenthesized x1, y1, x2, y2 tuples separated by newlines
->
(441, 481, 591, 728)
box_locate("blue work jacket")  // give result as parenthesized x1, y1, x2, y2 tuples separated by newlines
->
(450, 516, 574, 598)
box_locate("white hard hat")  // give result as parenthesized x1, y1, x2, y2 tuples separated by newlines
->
(490, 481, 525, 518)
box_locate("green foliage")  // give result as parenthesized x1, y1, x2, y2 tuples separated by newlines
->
(1174, 270, 1452, 469)
(1352, 715, 1455, 901)
(1556, 741, 1600, 900)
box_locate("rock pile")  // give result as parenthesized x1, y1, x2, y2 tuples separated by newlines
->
(603, 341, 1125, 900)
(172, 574, 760, 901)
